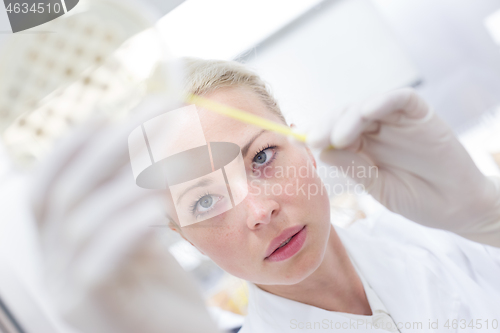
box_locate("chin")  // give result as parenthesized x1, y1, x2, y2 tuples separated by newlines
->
(277, 245, 326, 285)
(276, 223, 330, 285)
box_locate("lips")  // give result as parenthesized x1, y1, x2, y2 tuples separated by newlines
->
(265, 225, 305, 259)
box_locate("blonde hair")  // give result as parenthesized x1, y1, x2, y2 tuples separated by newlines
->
(182, 57, 286, 123)
(168, 58, 286, 232)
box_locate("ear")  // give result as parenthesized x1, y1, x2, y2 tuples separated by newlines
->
(174, 229, 205, 255)
(305, 146, 317, 169)
(290, 123, 317, 169)
(183, 236, 204, 254)
(168, 222, 205, 255)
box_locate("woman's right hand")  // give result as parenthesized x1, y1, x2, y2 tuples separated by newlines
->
(31, 98, 220, 333)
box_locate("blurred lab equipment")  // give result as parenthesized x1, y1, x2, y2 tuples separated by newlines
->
(30, 101, 219, 333)
(0, 0, 223, 332)
(0, 0, 181, 167)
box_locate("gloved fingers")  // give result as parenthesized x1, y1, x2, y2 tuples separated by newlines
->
(330, 105, 380, 149)
(31, 117, 133, 228)
(58, 231, 220, 333)
(33, 97, 182, 226)
(330, 88, 433, 149)
(306, 106, 347, 149)
(39, 148, 134, 231)
(38, 108, 157, 224)
(306, 119, 334, 149)
(308, 107, 380, 151)
(67, 199, 166, 288)
(43, 189, 167, 282)
(31, 117, 109, 223)
(308, 89, 430, 151)
(42, 168, 164, 251)
(47, 122, 140, 211)
(335, 122, 382, 153)
(361, 88, 429, 122)
(318, 148, 377, 189)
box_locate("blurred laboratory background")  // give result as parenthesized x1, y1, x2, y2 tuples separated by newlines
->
(1, 0, 500, 332)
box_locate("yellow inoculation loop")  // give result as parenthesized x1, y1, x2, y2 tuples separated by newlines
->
(186, 93, 307, 143)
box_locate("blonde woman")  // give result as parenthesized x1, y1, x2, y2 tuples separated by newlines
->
(165, 58, 500, 333)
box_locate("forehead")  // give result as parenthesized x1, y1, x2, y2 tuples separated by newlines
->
(196, 86, 283, 148)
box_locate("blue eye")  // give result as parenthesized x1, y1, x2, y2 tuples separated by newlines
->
(253, 147, 276, 167)
(198, 195, 214, 210)
(191, 193, 222, 217)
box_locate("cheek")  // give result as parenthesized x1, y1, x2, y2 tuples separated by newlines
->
(277, 154, 328, 203)
(182, 219, 246, 265)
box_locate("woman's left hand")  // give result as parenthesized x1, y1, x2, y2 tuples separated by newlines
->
(307, 88, 500, 247)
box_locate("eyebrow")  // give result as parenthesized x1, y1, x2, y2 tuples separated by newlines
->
(241, 129, 267, 158)
(176, 178, 214, 205)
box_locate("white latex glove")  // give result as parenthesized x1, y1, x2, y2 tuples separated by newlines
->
(31, 97, 220, 333)
(308, 88, 500, 248)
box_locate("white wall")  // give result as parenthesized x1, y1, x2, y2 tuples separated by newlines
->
(239, 0, 420, 194)
(241, 0, 420, 132)
(372, 0, 500, 130)
(157, 0, 324, 59)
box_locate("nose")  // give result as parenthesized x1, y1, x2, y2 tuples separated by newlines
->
(245, 194, 280, 229)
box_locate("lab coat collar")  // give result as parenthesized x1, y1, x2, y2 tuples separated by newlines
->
(336, 224, 461, 331)
(243, 222, 461, 332)
(246, 282, 387, 332)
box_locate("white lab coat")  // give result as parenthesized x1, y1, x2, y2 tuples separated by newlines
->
(239, 205, 500, 333)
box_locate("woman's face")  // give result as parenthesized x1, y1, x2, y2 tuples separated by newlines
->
(171, 86, 331, 285)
